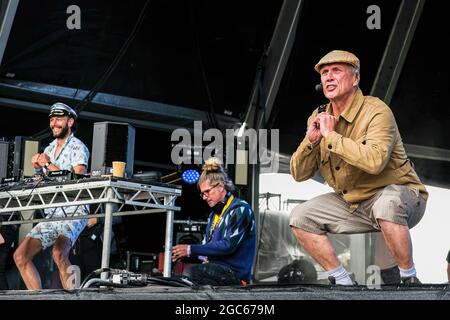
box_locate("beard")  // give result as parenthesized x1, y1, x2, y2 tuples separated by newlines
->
(52, 123, 70, 139)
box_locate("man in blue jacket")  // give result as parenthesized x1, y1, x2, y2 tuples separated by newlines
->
(172, 157, 256, 286)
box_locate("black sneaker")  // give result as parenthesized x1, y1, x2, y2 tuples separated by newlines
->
(328, 276, 358, 285)
(401, 276, 421, 285)
(380, 266, 401, 285)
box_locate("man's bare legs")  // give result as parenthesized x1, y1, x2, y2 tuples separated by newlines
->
(291, 227, 340, 270)
(52, 236, 74, 289)
(13, 237, 43, 290)
(14, 235, 75, 290)
(377, 220, 413, 269)
(291, 227, 354, 285)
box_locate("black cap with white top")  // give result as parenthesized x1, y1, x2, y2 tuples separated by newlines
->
(49, 102, 78, 119)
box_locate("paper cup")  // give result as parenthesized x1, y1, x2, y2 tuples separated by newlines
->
(112, 161, 126, 178)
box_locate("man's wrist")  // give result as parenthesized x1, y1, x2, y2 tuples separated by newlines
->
(322, 130, 334, 139)
(44, 162, 51, 169)
(34, 167, 43, 174)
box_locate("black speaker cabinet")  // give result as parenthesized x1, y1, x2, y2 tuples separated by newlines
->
(91, 122, 135, 177)
(175, 232, 203, 245)
(174, 222, 205, 245)
(0, 140, 10, 180)
(12, 137, 40, 179)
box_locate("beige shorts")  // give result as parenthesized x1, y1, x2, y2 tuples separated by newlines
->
(289, 184, 426, 235)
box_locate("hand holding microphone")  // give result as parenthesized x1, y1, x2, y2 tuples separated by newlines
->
(307, 82, 333, 144)
(317, 113, 337, 138)
(307, 117, 322, 145)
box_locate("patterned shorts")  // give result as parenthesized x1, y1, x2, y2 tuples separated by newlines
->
(27, 211, 88, 250)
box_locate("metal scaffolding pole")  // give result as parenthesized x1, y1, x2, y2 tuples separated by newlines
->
(0, 0, 19, 65)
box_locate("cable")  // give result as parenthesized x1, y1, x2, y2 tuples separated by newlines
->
(31, 0, 152, 140)
(80, 267, 105, 288)
(188, 0, 218, 130)
(31, 127, 51, 141)
(74, 0, 152, 115)
(16, 175, 44, 205)
(81, 278, 128, 289)
(82, 278, 106, 289)
(0, 179, 40, 224)
(80, 268, 195, 289)
(145, 275, 195, 288)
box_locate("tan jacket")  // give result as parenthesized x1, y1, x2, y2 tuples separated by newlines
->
(290, 89, 428, 205)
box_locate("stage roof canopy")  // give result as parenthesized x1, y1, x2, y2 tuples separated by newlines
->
(0, 0, 448, 187)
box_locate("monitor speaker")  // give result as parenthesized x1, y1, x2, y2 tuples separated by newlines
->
(175, 232, 202, 245)
(12, 137, 40, 179)
(91, 122, 135, 177)
(0, 140, 9, 180)
(174, 222, 205, 245)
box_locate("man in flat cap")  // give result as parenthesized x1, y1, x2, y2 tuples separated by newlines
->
(289, 50, 427, 285)
(14, 102, 91, 290)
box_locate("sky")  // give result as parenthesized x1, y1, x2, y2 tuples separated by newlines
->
(259, 173, 450, 284)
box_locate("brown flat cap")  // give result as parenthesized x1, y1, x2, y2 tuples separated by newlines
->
(314, 50, 360, 73)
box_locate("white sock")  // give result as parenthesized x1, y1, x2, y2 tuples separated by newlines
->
(328, 264, 353, 285)
(399, 265, 416, 278)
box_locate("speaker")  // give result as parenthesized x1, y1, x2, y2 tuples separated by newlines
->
(175, 232, 203, 245)
(277, 258, 318, 284)
(12, 137, 40, 179)
(125, 251, 158, 273)
(174, 222, 204, 245)
(91, 122, 135, 177)
(0, 140, 9, 180)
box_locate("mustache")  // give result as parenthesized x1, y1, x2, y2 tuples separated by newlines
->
(51, 124, 69, 138)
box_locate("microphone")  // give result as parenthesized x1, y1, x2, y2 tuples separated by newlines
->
(315, 83, 323, 92)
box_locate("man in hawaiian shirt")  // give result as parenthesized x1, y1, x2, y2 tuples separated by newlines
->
(14, 102, 91, 290)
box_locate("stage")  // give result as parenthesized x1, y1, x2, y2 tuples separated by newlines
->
(1, 282, 449, 300)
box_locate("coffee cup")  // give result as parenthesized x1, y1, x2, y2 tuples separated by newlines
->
(112, 161, 126, 178)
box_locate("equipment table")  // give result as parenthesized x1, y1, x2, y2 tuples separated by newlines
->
(0, 176, 181, 278)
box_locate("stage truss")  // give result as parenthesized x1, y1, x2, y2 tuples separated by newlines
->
(0, 177, 181, 277)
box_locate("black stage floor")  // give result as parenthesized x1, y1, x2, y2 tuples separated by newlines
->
(1, 283, 449, 300)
